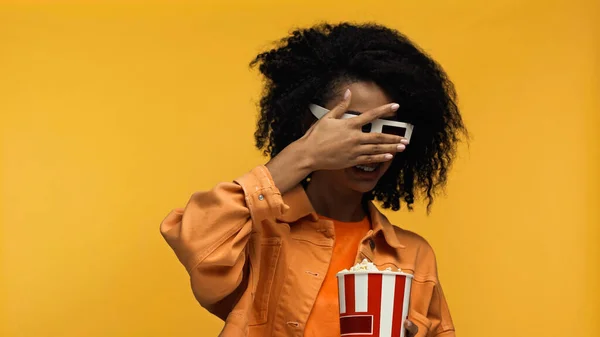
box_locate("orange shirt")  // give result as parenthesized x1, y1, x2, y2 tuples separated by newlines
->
(304, 216, 371, 337)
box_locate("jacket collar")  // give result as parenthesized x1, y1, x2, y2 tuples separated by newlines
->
(277, 185, 320, 223)
(367, 202, 405, 249)
(278, 185, 405, 249)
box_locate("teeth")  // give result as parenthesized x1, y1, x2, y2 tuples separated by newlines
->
(355, 165, 376, 172)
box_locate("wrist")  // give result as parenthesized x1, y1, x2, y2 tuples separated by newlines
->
(290, 137, 316, 175)
(264, 138, 316, 195)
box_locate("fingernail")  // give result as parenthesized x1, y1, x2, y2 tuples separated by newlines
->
(400, 139, 409, 145)
(344, 89, 351, 100)
(390, 103, 400, 111)
(384, 153, 393, 160)
(397, 144, 406, 151)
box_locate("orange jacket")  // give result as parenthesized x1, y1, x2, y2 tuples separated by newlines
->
(160, 166, 455, 337)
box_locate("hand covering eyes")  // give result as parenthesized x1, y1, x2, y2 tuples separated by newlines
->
(308, 104, 414, 143)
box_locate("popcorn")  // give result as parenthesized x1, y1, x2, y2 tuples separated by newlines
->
(337, 260, 413, 335)
(349, 259, 378, 272)
(345, 259, 402, 272)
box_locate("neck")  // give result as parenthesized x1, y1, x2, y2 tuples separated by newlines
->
(305, 172, 367, 222)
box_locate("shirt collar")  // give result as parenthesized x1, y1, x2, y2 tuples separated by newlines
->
(277, 185, 405, 249)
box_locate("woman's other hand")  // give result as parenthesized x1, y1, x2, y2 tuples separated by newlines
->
(404, 319, 419, 337)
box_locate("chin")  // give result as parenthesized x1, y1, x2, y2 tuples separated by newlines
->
(348, 182, 379, 194)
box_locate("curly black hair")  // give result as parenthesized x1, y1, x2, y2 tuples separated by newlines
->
(250, 22, 468, 212)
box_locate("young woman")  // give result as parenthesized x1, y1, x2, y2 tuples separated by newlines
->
(161, 23, 467, 337)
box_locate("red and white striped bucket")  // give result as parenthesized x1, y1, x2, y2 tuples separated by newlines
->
(336, 270, 413, 337)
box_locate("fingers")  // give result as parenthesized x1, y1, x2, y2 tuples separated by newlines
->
(352, 133, 408, 164)
(358, 143, 406, 155)
(351, 102, 400, 126)
(404, 320, 419, 337)
(353, 142, 406, 165)
(360, 132, 406, 145)
(354, 153, 394, 165)
(324, 89, 352, 119)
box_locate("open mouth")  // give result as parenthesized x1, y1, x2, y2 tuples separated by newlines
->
(350, 163, 382, 178)
(354, 164, 379, 172)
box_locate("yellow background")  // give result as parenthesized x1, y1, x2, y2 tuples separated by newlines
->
(1, 1, 598, 336)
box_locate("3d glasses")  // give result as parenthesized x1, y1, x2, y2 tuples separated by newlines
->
(309, 104, 414, 143)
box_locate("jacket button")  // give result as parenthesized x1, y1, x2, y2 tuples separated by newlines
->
(369, 239, 375, 250)
(258, 194, 264, 201)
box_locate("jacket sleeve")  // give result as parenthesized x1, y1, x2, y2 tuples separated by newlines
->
(409, 236, 456, 337)
(429, 281, 455, 337)
(159, 166, 287, 310)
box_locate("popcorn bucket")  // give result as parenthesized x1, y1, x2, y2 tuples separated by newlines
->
(336, 266, 413, 337)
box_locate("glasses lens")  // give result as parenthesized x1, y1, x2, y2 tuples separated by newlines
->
(381, 125, 406, 136)
(362, 123, 372, 133)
